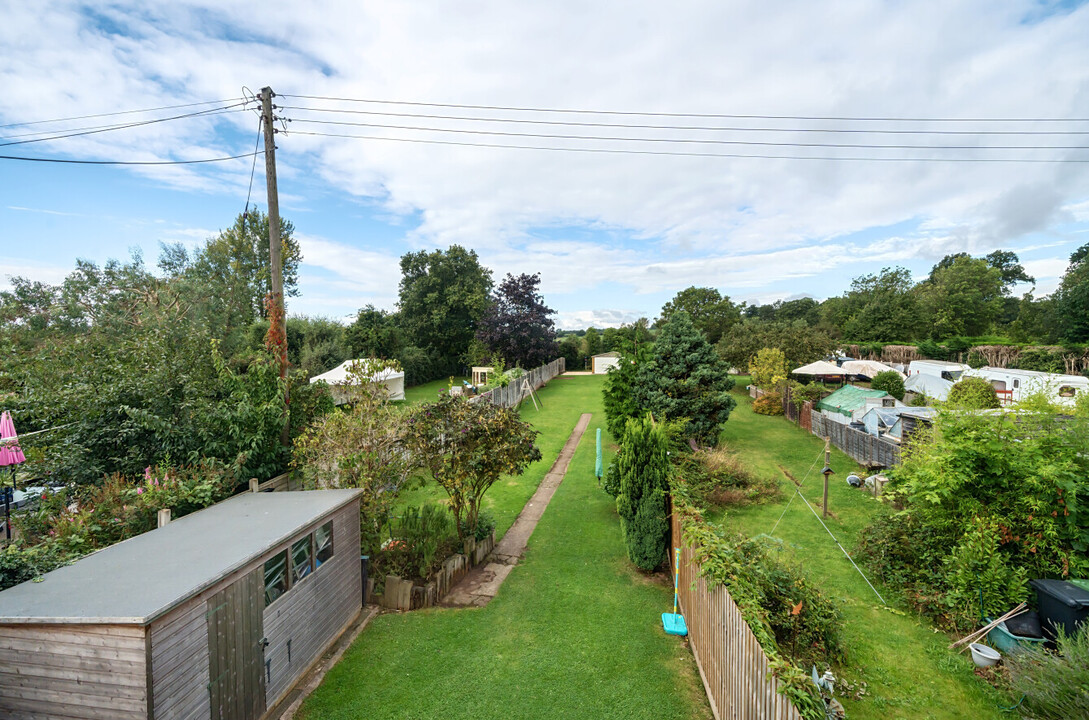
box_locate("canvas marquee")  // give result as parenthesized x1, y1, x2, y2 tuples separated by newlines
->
(310, 359, 406, 402)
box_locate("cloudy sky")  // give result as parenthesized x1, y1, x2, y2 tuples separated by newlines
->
(2, 1, 1089, 329)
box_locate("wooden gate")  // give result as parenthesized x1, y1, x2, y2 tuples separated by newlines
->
(208, 568, 266, 720)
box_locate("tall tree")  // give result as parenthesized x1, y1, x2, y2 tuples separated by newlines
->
(659, 286, 740, 345)
(634, 311, 735, 445)
(717, 320, 833, 372)
(918, 255, 1004, 338)
(164, 210, 301, 329)
(344, 305, 404, 360)
(397, 246, 493, 367)
(1055, 242, 1089, 342)
(475, 272, 557, 368)
(583, 327, 603, 357)
(840, 267, 922, 341)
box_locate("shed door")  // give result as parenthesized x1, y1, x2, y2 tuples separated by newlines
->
(207, 568, 266, 720)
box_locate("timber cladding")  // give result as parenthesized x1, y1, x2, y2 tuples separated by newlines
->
(0, 490, 363, 720)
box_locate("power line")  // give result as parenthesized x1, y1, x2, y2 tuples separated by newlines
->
(280, 93, 1089, 123)
(285, 116, 1089, 151)
(0, 102, 249, 148)
(0, 106, 249, 142)
(279, 104, 1089, 136)
(0, 98, 244, 130)
(289, 129, 1089, 162)
(0, 151, 263, 166)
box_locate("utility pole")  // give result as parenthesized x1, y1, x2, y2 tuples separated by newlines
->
(260, 86, 290, 446)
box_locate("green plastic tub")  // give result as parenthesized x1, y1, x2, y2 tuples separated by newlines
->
(987, 620, 1047, 654)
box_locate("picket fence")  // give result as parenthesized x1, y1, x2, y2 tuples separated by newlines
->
(671, 512, 804, 720)
(471, 358, 565, 409)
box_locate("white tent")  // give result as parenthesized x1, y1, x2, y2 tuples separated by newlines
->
(310, 359, 406, 402)
(792, 360, 846, 376)
(904, 372, 953, 401)
(841, 360, 905, 380)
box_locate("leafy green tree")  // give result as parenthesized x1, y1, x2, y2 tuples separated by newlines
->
(602, 344, 648, 441)
(397, 246, 493, 369)
(1055, 242, 1089, 342)
(985, 250, 1034, 289)
(749, 347, 787, 390)
(660, 286, 740, 344)
(717, 320, 833, 373)
(475, 272, 557, 368)
(293, 366, 417, 555)
(163, 210, 301, 329)
(918, 256, 1004, 338)
(583, 327, 603, 357)
(344, 305, 404, 360)
(616, 414, 671, 571)
(870, 370, 905, 400)
(946, 377, 1000, 409)
(557, 334, 583, 369)
(405, 395, 541, 539)
(840, 267, 922, 341)
(635, 311, 735, 445)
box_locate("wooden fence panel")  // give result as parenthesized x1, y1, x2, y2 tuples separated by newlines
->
(671, 513, 804, 720)
(810, 413, 901, 468)
(471, 358, 565, 409)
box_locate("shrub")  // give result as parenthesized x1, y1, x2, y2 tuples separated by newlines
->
(946, 376, 1000, 409)
(397, 504, 458, 579)
(674, 446, 778, 507)
(1008, 625, 1089, 720)
(790, 382, 825, 405)
(908, 392, 931, 407)
(870, 370, 905, 400)
(615, 415, 670, 571)
(602, 460, 622, 498)
(966, 349, 987, 368)
(460, 508, 496, 542)
(942, 518, 1028, 621)
(752, 393, 784, 416)
(749, 347, 787, 390)
(0, 543, 67, 591)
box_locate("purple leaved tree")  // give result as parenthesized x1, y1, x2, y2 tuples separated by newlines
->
(476, 273, 557, 368)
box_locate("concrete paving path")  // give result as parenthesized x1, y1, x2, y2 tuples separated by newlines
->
(441, 412, 593, 607)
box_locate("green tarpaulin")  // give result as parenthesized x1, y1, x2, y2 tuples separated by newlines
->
(815, 385, 889, 418)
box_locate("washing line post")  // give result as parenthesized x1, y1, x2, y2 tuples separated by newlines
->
(822, 437, 832, 518)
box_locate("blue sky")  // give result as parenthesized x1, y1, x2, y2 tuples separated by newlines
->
(3, 1, 1089, 329)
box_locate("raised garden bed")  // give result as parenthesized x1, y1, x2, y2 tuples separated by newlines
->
(371, 531, 496, 611)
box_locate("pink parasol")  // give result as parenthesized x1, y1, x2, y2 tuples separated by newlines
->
(0, 411, 25, 466)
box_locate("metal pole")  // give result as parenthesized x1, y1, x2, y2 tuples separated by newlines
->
(823, 437, 831, 518)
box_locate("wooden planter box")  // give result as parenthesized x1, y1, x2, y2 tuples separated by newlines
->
(372, 530, 496, 611)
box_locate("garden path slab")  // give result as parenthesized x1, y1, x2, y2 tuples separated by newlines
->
(441, 412, 592, 607)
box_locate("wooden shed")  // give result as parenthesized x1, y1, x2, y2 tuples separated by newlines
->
(0, 489, 362, 720)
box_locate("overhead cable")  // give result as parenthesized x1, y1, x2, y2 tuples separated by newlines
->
(0, 151, 263, 166)
(0, 98, 244, 129)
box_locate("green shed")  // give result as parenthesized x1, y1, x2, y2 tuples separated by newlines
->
(816, 385, 890, 419)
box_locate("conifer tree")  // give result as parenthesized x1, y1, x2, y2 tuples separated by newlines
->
(616, 414, 670, 571)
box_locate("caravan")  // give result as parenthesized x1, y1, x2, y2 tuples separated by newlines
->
(963, 366, 1089, 406)
(907, 359, 970, 382)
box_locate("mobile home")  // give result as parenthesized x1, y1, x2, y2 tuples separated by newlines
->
(963, 366, 1089, 406)
(906, 359, 970, 382)
(0, 489, 362, 720)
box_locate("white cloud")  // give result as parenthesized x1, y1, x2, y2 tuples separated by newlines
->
(2, 1, 1089, 319)
(1022, 257, 1071, 280)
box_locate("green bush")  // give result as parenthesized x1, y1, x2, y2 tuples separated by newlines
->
(460, 508, 496, 542)
(673, 446, 778, 507)
(1008, 625, 1089, 720)
(946, 376, 1000, 409)
(908, 392, 931, 407)
(0, 543, 67, 591)
(615, 415, 670, 571)
(1011, 347, 1067, 374)
(870, 370, 905, 400)
(790, 382, 825, 405)
(397, 504, 458, 579)
(602, 460, 622, 498)
(752, 393, 784, 416)
(942, 518, 1028, 621)
(966, 349, 987, 369)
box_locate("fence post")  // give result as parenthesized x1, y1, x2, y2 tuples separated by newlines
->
(157, 508, 171, 527)
(249, 478, 260, 493)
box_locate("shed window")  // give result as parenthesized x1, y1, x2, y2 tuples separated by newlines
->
(264, 551, 288, 606)
(315, 521, 334, 567)
(292, 536, 313, 584)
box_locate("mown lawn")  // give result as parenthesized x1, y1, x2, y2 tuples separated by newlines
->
(395, 375, 598, 540)
(717, 378, 1010, 720)
(300, 375, 712, 720)
(401, 376, 468, 405)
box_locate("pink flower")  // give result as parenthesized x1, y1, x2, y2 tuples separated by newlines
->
(136, 488, 144, 495)
(144, 466, 152, 480)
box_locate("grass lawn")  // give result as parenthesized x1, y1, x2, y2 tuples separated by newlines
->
(395, 375, 600, 540)
(401, 376, 469, 405)
(718, 378, 1010, 720)
(300, 376, 712, 720)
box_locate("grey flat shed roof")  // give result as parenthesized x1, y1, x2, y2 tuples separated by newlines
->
(0, 489, 361, 625)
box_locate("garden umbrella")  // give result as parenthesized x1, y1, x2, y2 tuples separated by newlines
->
(0, 411, 24, 540)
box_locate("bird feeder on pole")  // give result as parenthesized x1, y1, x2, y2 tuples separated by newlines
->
(822, 437, 834, 518)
